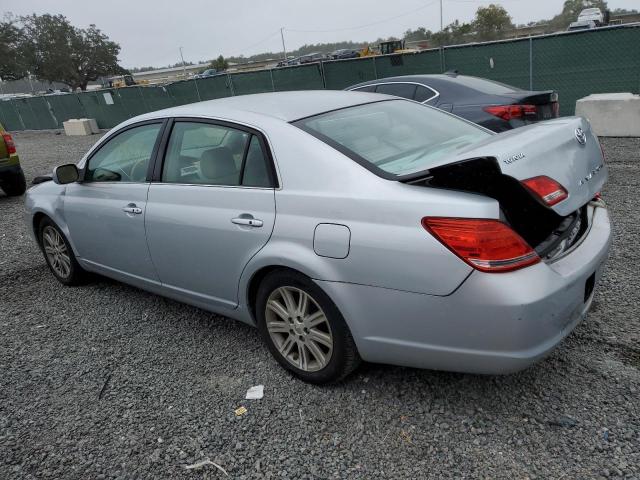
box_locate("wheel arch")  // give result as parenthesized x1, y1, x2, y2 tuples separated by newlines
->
(240, 241, 345, 324)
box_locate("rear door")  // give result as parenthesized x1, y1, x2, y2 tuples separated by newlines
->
(145, 119, 277, 310)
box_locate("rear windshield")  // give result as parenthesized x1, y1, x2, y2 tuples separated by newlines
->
(452, 76, 521, 95)
(294, 100, 491, 177)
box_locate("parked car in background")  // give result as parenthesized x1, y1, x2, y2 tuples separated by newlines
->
(330, 49, 360, 60)
(277, 56, 302, 67)
(194, 68, 220, 79)
(577, 7, 604, 24)
(0, 123, 26, 196)
(299, 52, 326, 64)
(347, 73, 559, 132)
(26, 91, 609, 383)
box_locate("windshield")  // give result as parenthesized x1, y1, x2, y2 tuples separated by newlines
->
(294, 100, 491, 177)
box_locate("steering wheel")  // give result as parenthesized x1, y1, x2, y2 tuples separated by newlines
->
(129, 158, 149, 181)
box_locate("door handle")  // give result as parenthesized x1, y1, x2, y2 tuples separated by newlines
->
(122, 204, 143, 215)
(231, 216, 263, 227)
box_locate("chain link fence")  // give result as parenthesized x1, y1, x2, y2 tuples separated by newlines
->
(1, 23, 638, 131)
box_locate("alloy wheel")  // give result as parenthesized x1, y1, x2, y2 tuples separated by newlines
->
(265, 286, 333, 372)
(42, 226, 71, 279)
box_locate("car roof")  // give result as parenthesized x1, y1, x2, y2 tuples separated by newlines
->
(348, 74, 471, 89)
(132, 90, 387, 124)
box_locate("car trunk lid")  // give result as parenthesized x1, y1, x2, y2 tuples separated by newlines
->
(407, 117, 606, 217)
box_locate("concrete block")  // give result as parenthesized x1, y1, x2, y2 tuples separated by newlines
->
(63, 118, 93, 136)
(80, 118, 100, 134)
(576, 93, 640, 137)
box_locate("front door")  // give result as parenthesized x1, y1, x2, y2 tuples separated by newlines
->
(145, 120, 277, 309)
(64, 122, 163, 283)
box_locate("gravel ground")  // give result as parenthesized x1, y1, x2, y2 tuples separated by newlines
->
(1, 131, 639, 479)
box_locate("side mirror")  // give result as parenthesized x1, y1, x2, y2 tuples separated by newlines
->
(52, 164, 79, 184)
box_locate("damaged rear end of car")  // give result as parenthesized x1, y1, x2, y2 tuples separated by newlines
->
(406, 116, 607, 271)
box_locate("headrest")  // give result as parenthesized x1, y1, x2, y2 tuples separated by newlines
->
(200, 147, 237, 180)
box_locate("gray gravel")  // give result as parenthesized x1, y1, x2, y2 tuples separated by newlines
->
(1, 131, 639, 479)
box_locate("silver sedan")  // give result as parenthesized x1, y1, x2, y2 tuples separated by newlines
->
(25, 91, 611, 383)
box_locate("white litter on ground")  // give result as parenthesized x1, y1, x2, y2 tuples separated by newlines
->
(183, 459, 229, 476)
(245, 385, 264, 400)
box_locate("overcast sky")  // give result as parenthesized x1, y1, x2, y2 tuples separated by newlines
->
(5, 0, 639, 68)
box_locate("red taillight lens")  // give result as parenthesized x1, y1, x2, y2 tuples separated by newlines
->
(521, 176, 568, 206)
(421, 217, 540, 273)
(2, 133, 16, 154)
(483, 104, 537, 121)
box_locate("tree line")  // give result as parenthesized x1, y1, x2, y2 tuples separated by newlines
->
(0, 13, 125, 91)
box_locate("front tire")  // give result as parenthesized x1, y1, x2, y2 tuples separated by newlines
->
(256, 269, 361, 384)
(38, 218, 87, 286)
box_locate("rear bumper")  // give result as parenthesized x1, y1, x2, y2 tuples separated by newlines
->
(0, 161, 22, 177)
(317, 204, 611, 374)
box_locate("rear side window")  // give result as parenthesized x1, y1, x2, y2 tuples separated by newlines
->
(242, 136, 271, 187)
(162, 121, 274, 187)
(414, 85, 437, 103)
(375, 83, 417, 100)
(352, 85, 376, 93)
(163, 122, 247, 185)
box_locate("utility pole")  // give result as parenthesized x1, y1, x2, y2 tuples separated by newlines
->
(440, 0, 443, 31)
(179, 47, 187, 79)
(280, 27, 287, 60)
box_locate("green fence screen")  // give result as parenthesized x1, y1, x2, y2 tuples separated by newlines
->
(3, 24, 639, 131)
(272, 64, 324, 91)
(44, 95, 87, 127)
(229, 70, 274, 95)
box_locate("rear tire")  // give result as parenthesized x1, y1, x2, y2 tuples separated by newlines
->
(256, 269, 361, 384)
(38, 218, 87, 286)
(1, 168, 27, 196)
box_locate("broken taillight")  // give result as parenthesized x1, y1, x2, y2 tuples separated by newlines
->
(521, 176, 568, 206)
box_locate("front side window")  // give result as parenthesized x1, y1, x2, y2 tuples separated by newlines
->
(294, 100, 491, 177)
(162, 122, 273, 187)
(86, 123, 162, 182)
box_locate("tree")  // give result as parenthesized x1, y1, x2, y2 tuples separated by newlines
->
(474, 4, 514, 42)
(0, 18, 28, 81)
(18, 13, 125, 91)
(209, 55, 229, 71)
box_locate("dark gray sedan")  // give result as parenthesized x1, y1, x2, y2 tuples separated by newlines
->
(347, 73, 559, 132)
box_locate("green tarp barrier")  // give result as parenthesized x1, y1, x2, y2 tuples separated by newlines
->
(272, 64, 324, 91)
(323, 57, 377, 90)
(197, 75, 233, 101)
(44, 95, 87, 128)
(0, 101, 25, 130)
(229, 71, 274, 95)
